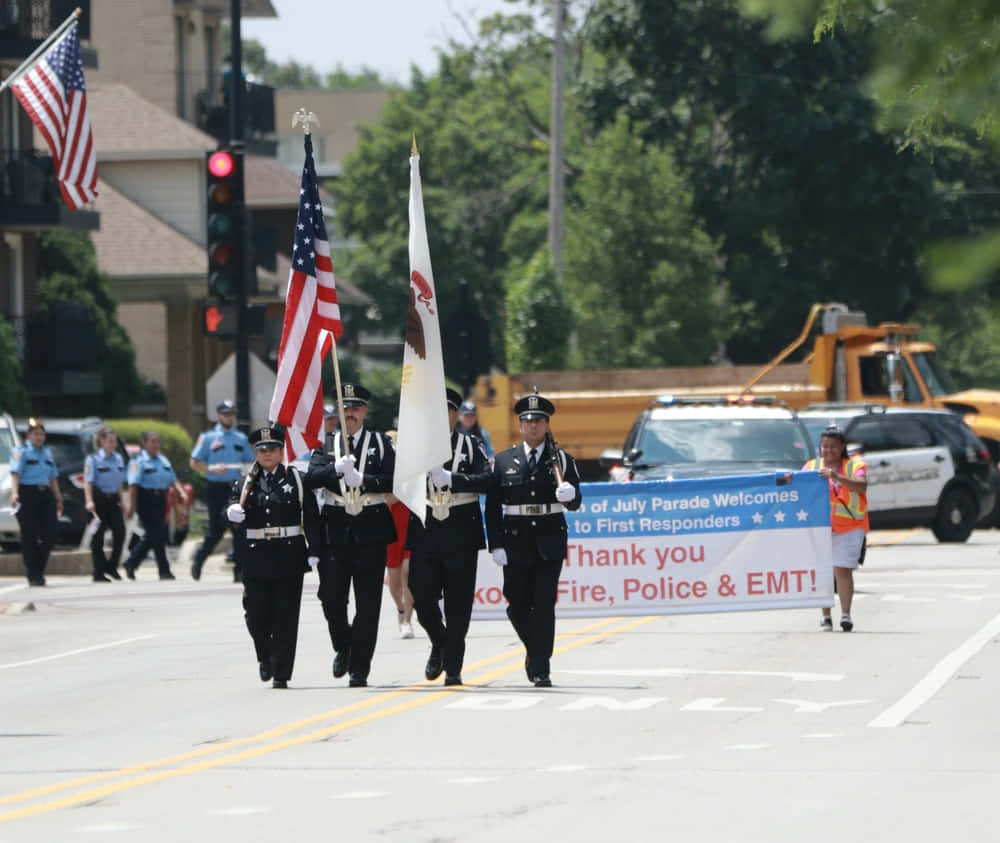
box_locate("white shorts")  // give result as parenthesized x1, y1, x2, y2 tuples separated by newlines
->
(832, 529, 865, 569)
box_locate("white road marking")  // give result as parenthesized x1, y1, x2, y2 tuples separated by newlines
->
(559, 696, 665, 711)
(0, 584, 27, 596)
(446, 696, 541, 710)
(681, 698, 763, 713)
(541, 764, 587, 773)
(861, 582, 985, 589)
(634, 754, 683, 762)
(0, 634, 157, 670)
(881, 594, 935, 603)
(868, 608, 1000, 728)
(803, 732, 844, 739)
(725, 744, 769, 751)
(445, 777, 498, 785)
(333, 791, 388, 800)
(72, 824, 141, 833)
(563, 669, 842, 682)
(208, 807, 272, 816)
(772, 698, 871, 713)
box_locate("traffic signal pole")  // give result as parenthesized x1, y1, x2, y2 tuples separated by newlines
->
(230, 0, 250, 432)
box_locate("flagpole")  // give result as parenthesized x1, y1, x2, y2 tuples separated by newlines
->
(0, 7, 82, 95)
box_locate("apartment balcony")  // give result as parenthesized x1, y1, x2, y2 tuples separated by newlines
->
(0, 150, 98, 230)
(0, 0, 93, 60)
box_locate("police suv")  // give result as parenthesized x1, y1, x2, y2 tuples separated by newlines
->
(600, 395, 814, 482)
(797, 405, 997, 543)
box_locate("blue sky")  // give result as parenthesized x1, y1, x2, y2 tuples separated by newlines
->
(242, 0, 524, 85)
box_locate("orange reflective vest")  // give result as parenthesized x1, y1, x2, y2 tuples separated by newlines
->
(804, 457, 869, 534)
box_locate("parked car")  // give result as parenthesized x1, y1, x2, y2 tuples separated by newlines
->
(600, 395, 814, 482)
(796, 404, 998, 542)
(0, 412, 21, 549)
(15, 417, 129, 546)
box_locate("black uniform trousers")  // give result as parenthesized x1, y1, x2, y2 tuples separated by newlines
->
(409, 548, 478, 675)
(91, 490, 125, 576)
(126, 488, 171, 576)
(318, 544, 386, 681)
(502, 550, 563, 678)
(243, 572, 305, 683)
(194, 481, 240, 578)
(16, 486, 57, 583)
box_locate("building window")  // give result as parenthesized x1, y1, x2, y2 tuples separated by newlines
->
(175, 15, 187, 119)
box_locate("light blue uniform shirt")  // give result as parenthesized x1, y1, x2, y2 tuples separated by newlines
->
(85, 449, 127, 494)
(190, 424, 250, 484)
(10, 441, 58, 485)
(128, 450, 176, 490)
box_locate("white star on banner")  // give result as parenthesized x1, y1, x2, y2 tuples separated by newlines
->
(774, 511, 786, 523)
(752, 512, 764, 524)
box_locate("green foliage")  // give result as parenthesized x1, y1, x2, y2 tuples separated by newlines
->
(241, 37, 390, 90)
(564, 114, 726, 366)
(105, 418, 195, 482)
(36, 231, 142, 416)
(0, 318, 28, 413)
(504, 251, 573, 370)
(911, 294, 1000, 391)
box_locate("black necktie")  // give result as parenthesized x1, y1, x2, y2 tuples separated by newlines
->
(528, 449, 537, 472)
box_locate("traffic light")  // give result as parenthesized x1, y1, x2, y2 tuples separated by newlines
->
(203, 302, 267, 338)
(206, 147, 245, 300)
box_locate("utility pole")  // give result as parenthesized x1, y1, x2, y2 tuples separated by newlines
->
(548, 0, 565, 280)
(229, 0, 249, 432)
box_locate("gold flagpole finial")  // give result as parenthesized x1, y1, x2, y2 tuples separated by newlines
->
(411, 133, 419, 156)
(292, 109, 320, 136)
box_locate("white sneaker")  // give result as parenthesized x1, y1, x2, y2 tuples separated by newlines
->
(840, 613, 853, 632)
(399, 621, 414, 639)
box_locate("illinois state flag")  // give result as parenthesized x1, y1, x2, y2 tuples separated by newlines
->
(393, 149, 451, 522)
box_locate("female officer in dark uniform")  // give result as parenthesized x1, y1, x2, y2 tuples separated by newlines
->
(123, 431, 188, 580)
(226, 425, 321, 688)
(9, 418, 62, 586)
(83, 425, 127, 581)
(485, 393, 582, 687)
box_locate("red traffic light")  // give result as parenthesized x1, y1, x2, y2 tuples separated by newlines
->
(208, 150, 235, 178)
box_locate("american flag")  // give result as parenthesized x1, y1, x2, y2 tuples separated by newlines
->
(269, 134, 342, 461)
(11, 22, 98, 210)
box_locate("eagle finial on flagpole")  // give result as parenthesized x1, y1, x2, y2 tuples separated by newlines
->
(293, 109, 319, 136)
(412, 133, 419, 156)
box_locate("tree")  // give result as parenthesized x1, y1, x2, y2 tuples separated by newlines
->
(504, 251, 574, 370)
(35, 231, 142, 417)
(0, 318, 29, 413)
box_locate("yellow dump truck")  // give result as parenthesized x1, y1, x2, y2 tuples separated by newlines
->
(471, 302, 1000, 478)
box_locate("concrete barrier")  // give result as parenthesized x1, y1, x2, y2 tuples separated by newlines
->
(0, 550, 92, 576)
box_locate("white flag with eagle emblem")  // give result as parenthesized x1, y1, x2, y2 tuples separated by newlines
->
(393, 148, 451, 522)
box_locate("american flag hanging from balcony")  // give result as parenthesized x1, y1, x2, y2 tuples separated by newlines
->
(10, 22, 98, 210)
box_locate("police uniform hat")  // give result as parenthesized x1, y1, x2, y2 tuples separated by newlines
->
(514, 393, 555, 420)
(446, 388, 463, 410)
(26, 417, 44, 432)
(248, 424, 286, 449)
(323, 403, 337, 419)
(459, 400, 476, 415)
(340, 383, 370, 408)
(216, 399, 236, 414)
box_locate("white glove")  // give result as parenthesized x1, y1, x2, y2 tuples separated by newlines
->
(226, 503, 245, 523)
(335, 454, 355, 474)
(430, 466, 452, 488)
(343, 466, 364, 489)
(555, 481, 576, 503)
(307, 556, 318, 569)
(492, 548, 508, 567)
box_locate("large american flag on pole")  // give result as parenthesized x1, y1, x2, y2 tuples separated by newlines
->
(10, 22, 97, 210)
(269, 134, 342, 461)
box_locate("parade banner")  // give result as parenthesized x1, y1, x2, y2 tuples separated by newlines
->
(470, 471, 834, 620)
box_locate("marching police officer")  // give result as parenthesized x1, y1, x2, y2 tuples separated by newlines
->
(83, 425, 127, 581)
(305, 382, 396, 688)
(226, 425, 321, 689)
(9, 418, 62, 586)
(123, 431, 189, 580)
(485, 393, 582, 687)
(190, 399, 251, 582)
(408, 388, 493, 686)
(322, 403, 339, 448)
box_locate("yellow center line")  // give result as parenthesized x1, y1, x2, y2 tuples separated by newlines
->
(867, 528, 922, 548)
(0, 615, 634, 820)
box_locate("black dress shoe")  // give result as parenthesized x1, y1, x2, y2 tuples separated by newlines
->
(424, 644, 444, 681)
(272, 678, 288, 689)
(332, 651, 350, 678)
(348, 676, 367, 688)
(27, 577, 44, 587)
(92, 573, 111, 582)
(106, 567, 122, 580)
(259, 662, 272, 682)
(444, 674, 463, 686)
(190, 562, 202, 581)
(124, 564, 136, 580)
(533, 675, 552, 688)
(524, 655, 533, 682)
(159, 571, 176, 581)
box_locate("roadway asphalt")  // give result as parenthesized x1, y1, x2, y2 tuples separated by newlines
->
(1, 529, 999, 841)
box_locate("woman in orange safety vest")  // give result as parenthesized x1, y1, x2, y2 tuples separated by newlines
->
(803, 425, 868, 632)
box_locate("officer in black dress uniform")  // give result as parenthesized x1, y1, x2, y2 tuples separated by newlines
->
(304, 383, 396, 688)
(227, 424, 321, 689)
(485, 393, 582, 687)
(408, 388, 493, 686)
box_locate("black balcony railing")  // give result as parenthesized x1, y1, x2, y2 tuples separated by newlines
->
(0, 0, 89, 43)
(0, 150, 59, 207)
(196, 79, 275, 143)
